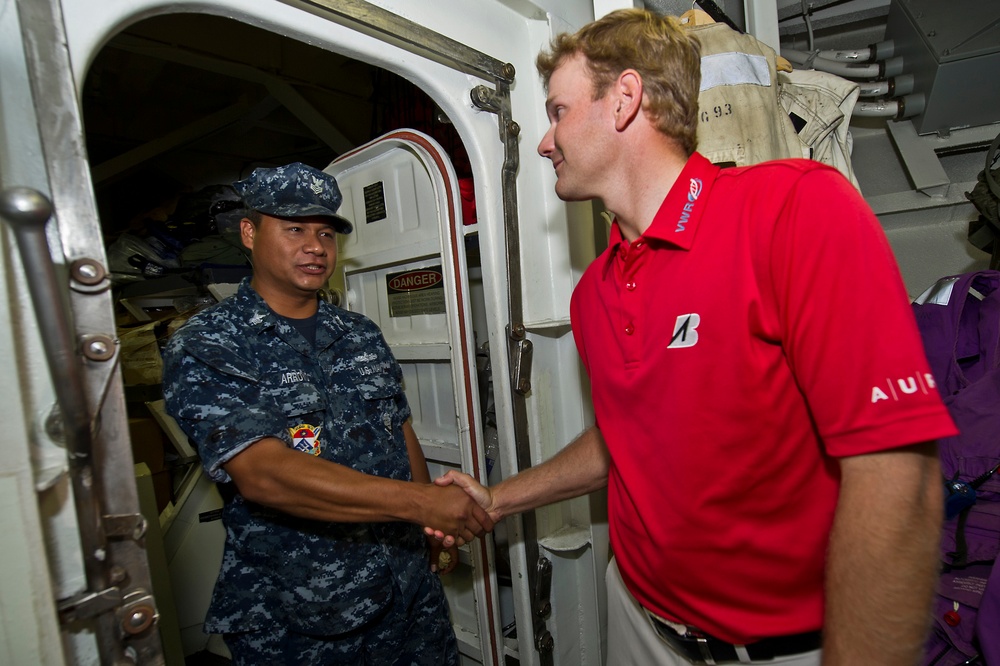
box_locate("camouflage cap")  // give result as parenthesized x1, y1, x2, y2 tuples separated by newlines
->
(233, 162, 353, 234)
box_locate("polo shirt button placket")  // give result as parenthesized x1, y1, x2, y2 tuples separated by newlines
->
(624, 323, 635, 335)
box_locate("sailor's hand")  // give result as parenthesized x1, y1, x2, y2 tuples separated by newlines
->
(424, 472, 499, 545)
(419, 483, 494, 547)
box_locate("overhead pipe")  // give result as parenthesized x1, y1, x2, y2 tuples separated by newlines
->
(810, 40, 896, 63)
(858, 74, 915, 99)
(852, 94, 925, 120)
(782, 48, 905, 79)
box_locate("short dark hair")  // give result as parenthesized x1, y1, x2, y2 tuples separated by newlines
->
(244, 208, 264, 225)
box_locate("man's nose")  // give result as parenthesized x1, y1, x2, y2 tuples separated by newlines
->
(538, 126, 555, 158)
(303, 232, 327, 254)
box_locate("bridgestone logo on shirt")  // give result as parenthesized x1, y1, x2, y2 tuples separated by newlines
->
(668, 313, 700, 348)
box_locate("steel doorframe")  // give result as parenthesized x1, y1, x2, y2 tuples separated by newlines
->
(287, 2, 551, 662)
(15, 0, 165, 662)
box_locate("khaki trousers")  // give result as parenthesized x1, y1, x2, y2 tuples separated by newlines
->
(605, 558, 822, 666)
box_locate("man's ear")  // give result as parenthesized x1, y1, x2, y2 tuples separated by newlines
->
(240, 218, 255, 250)
(614, 69, 643, 132)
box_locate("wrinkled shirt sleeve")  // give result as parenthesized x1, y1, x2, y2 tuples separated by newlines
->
(163, 329, 287, 483)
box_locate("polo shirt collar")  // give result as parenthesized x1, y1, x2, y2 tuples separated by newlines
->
(605, 152, 720, 266)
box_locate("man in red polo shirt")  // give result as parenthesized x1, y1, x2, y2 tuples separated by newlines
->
(433, 8, 956, 665)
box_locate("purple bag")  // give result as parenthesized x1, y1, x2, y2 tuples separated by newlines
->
(912, 271, 1000, 666)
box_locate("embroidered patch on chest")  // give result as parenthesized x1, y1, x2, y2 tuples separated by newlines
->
(290, 424, 322, 456)
(279, 370, 308, 385)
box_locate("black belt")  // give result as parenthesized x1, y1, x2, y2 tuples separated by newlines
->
(647, 615, 821, 664)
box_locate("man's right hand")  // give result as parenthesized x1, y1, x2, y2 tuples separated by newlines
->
(424, 472, 499, 545)
(423, 426, 610, 546)
(420, 482, 495, 547)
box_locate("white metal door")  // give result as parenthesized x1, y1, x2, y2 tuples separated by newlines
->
(326, 130, 503, 665)
(2, 0, 166, 663)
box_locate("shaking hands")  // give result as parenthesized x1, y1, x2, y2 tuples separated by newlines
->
(423, 471, 500, 547)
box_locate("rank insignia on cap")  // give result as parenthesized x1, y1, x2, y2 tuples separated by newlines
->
(290, 424, 322, 456)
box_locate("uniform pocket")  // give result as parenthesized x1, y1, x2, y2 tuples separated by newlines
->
(263, 376, 326, 455)
(359, 374, 404, 438)
(357, 370, 403, 401)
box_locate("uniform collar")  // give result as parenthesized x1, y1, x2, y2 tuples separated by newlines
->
(235, 277, 349, 347)
(236, 277, 275, 329)
(605, 152, 720, 270)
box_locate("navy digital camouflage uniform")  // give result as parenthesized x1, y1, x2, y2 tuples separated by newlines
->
(162, 278, 457, 664)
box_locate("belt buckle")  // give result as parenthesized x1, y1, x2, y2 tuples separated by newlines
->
(693, 635, 718, 665)
(691, 632, 754, 665)
(694, 633, 754, 665)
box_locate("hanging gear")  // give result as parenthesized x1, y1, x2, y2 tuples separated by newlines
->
(912, 271, 1000, 666)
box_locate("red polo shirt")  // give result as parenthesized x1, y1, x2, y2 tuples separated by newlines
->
(570, 152, 957, 643)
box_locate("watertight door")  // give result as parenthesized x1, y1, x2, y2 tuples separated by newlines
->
(326, 129, 503, 666)
(1, 0, 165, 663)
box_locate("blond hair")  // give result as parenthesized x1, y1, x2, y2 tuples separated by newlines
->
(536, 9, 702, 155)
